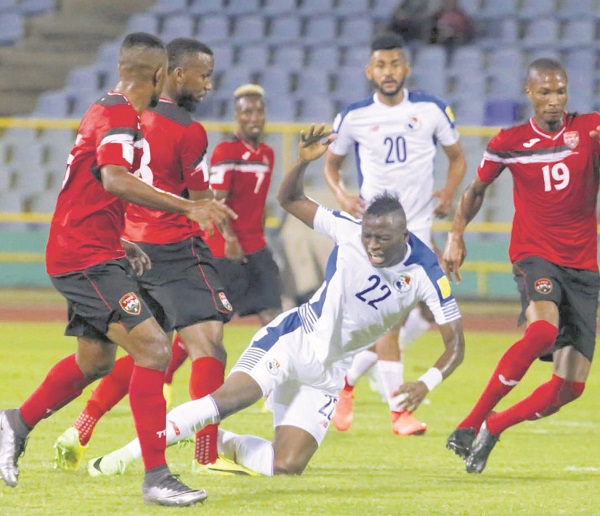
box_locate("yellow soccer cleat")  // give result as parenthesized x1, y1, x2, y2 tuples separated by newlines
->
(191, 456, 260, 476)
(54, 427, 88, 471)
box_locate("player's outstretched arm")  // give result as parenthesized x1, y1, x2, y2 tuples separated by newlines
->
(442, 177, 489, 283)
(278, 125, 336, 228)
(323, 151, 366, 218)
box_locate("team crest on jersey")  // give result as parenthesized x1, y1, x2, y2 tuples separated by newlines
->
(534, 278, 553, 295)
(219, 291, 233, 311)
(405, 117, 421, 131)
(265, 358, 280, 375)
(563, 131, 579, 149)
(119, 292, 141, 315)
(394, 274, 412, 293)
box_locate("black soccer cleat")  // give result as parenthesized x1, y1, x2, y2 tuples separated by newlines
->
(0, 409, 29, 488)
(465, 421, 500, 474)
(142, 473, 208, 507)
(446, 427, 476, 461)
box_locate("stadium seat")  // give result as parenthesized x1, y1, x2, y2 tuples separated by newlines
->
(272, 45, 306, 71)
(304, 16, 337, 44)
(226, 0, 261, 16)
(212, 44, 234, 70)
(476, 0, 518, 20)
(149, 0, 188, 16)
(231, 15, 266, 44)
(457, 0, 481, 17)
(268, 14, 302, 43)
(486, 48, 524, 75)
(338, 16, 373, 45)
(188, 0, 224, 16)
(0, 11, 24, 45)
(333, 66, 370, 104)
(484, 98, 523, 126)
(453, 98, 485, 125)
(196, 14, 230, 43)
(32, 90, 72, 118)
(265, 97, 297, 121)
(521, 17, 560, 49)
(564, 48, 596, 75)
(29, 191, 58, 213)
(488, 70, 522, 99)
(342, 45, 370, 67)
(126, 12, 160, 35)
(306, 44, 340, 69)
(236, 44, 270, 70)
(0, 0, 18, 13)
(297, 0, 336, 15)
(556, 0, 594, 21)
(336, 0, 370, 17)
(257, 69, 293, 97)
(161, 14, 195, 40)
(447, 45, 484, 78)
(560, 19, 596, 50)
(66, 65, 103, 95)
(216, 68, 256, 98)
(293, 67, 331, 98)
(262, 0, 297, 16)
(19, 0, 54, 16)
(413, 45, 447, 71)
(298, 97, 335, 123)
(518, 0, 556, 21)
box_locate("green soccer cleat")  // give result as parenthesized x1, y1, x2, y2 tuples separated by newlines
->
(54, 427, 88, 471)
(87, 448, 135, 477)
(191, 455, 260, 476)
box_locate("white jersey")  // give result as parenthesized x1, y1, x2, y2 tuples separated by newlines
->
(329, 90, 459, 234)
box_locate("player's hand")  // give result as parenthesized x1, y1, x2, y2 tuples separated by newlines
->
(393, 381, 429, 412)
(225, 237, 245, 262)
(185, 198, 237, 229)
(338, 193, 366, 219)
(442, 232, 466, 283)
(298, 124, 336, 162)
(590, 126, 600, 142)
(432, 188, 453, 218)
(121, 238, 151, 276)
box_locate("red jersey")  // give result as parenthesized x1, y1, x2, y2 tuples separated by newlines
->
(478, 112, 600, 270)
(123, 98, 210, 244)
(205, 136, 274, 256)
(46, 92, 143, 275)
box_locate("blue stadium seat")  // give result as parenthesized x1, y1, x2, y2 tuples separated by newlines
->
(19, 0, 54, 16)
(126, 12, 160, 35)
(293, 67, 331, 98)
(487, 48, 524, 74)
(564, 48, 596, 75)
(66, 65, 103, 95)
(161, 14, 195, 40)
(484, 98, 524, 126)
(488, 70, 522, 98)
(448, 45, 484, 78)
(266, 97, 297, 121)
(306, 44, 340, 69)
(272, 45, 306, 71)
(453, 98, 485, 125)
(236, 44, 270, 70)
(304, 16, 337, 44)
(0, 11, 23, 45)
(560, 19, 596, 50)
(298, 97, 335, 123)
(216, 67, 256, 98)
(231, 15, 266, 44)
(226, 0, 261, 16)
(457, 0, 481, 17)
(518, 0, 556, 21)
(212, 44, 234, 70)
(196, 14, 230, 43)
(0, 0, 18, 13)
(188, 0, 224, 16)
(338, 16, 373, 45)
(413, 45, 447, 71)
(476, 0, 518, 20)
(33, 90, 72, 118)
(268, 14, 302, 43)
(258, 69, 293, 97)
(262, 0, 297, 16)
(149, 0, 188, 16)
(297, 0, 336, 15)
(336, 0, 370, 17)
(332, 66, 370, 104)
(343, 45, 370, 67)
(556, 0, 594, 21)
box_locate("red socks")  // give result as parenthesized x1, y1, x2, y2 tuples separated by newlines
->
(73, 354, 135, 445)
(459, 320, 557, 430)
(189, 356, 225, 465)
(164, 335, 189, 385)
(20, 354, 91, 428)
(129, 365, 167, 471)
(342, 377, 355, 392)
(487, 374, 585, 435)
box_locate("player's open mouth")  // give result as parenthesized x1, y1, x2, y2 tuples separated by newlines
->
(368, 252, 385, 264)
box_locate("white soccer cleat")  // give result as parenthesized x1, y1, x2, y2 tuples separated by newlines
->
(87, 448, 135, 477)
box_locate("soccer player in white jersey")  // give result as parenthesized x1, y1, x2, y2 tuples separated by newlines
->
(324, 33, 466, 436)
(86, 125, 465, 478)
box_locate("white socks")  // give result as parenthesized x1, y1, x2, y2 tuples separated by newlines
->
(399, 308, 431, 350)
(218, 429, 274, 476)
(377, 360, 405, 411)
(346, 349, 378, 386)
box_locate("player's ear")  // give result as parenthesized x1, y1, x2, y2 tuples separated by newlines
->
(365, 63, 372, 81)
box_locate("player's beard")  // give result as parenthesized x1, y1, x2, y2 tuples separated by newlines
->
(177, 93, 199, 113)
(376, 77, 406, 98)
(149, 91, 160, 108)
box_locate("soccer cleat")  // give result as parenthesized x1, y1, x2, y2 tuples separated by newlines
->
(446, 427, 476, 461)
(332, 389, 354, 432)
(162, 383, 173, 411)
(0, 409, 29, 488)
(391, 410, 427, 436)
(142, 473, 207, 507)
(191, 455, 259, 476)
(87, 448, 135, 477)
(465, 421, 500, 474)
(54, 427, 88, 470)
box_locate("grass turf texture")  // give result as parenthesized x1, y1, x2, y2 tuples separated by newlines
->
(0, 322, 598, 515)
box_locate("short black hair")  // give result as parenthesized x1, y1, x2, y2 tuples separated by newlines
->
(365, 192, 406, 220)
(527, 58, 566, 78)
(121, 32, 165, 52)
(166, 38, 213, 73)
(371, 33, 404, 52)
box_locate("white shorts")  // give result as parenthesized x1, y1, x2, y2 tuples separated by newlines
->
(229, 309, 346, 444)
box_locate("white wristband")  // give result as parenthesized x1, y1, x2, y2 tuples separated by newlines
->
(418, 367, 443, 392)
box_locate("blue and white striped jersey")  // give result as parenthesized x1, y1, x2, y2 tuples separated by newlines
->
(298, 206, 460, 368)
(329, 90, 459, 235)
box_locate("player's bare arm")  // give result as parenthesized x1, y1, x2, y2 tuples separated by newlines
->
(278, 125, 336, 228)
(100, 164, 236, 227)
(323, 150, 366, 218)
(442, 177, 489, 283)
(433, 141, 467, 218)
(393, 318, 465, 411)
(120, 238, 151, 276)
(211, 188, 245, 262)
(590, 125, 600, 142)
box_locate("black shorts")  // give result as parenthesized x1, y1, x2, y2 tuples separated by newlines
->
(513, 256, 600, 362)
(135, 237, 233, 332)
(50, 258, 155, 342)
(214, 246, 282, 317)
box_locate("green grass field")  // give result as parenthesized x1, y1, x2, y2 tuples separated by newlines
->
(0, 322, 599, 515)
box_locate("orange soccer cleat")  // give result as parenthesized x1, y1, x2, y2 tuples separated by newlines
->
(391, 410, 427, 436)
(332, 388, 354, 432)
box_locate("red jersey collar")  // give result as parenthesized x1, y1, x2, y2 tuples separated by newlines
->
(529, 113, 567, 141)
(235, 133, 262, 152)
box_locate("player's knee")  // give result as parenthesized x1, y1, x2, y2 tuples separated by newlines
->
(133, 333, 172, 371)
(273, 455, 306, 476)
(83, 356, 115, 381)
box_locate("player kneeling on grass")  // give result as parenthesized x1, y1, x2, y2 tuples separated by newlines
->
(88, 125, 465, 477)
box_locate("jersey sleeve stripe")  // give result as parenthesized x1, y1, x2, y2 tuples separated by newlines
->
(441, 299, 461, 321)
(484, 147, 573, 164)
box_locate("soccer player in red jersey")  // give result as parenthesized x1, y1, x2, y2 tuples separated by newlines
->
(0, 33, 233, 506)
(444, 58, 600, 474)
(53, 38, 241, 475)
(206, 84, 283, 326)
